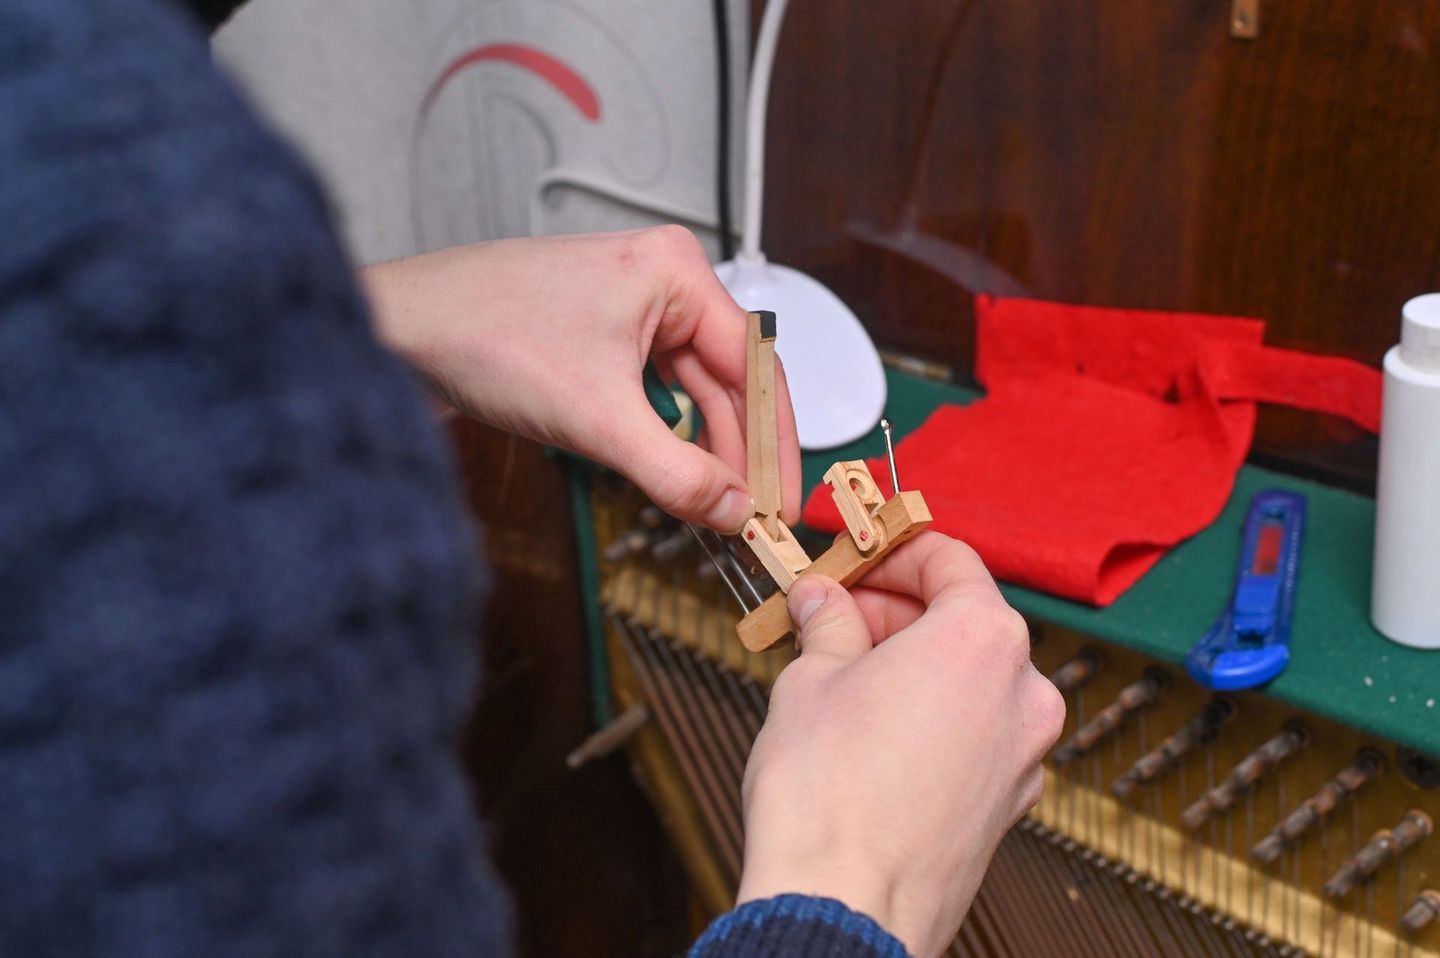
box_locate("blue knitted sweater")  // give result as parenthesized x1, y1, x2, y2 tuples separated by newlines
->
(0, 1, 908, 955)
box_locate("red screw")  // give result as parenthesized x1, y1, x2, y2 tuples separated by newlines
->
(859, 530, 869, 541)
(745, 530, 755, 540)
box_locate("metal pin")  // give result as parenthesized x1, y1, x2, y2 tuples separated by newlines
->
(650, 529, 691, 562)
(602, 527, 651, 563)
(720, 535, 767, 608)
(1322, 809, 1432, 899)
(1401, 889, 1440, 934)
(565, 703, 650, 769)
(685, 523, 751, 612)
(880, 417, 900, 493)
(1181, 723, 1309, 831)
(685, 522, 765, 612)
(1251, 749, 1384, 865)
(1112, 696, 1233, 800)
(1048, 649, 1101, 694)
(1052, 670, 1166, 768)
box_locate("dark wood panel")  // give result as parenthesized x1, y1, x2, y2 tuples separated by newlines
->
(758, 0, 1440, 486)
(449, 420, 691, 957)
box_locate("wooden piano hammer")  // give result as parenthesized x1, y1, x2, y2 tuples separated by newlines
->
(736, 310, 932, 653)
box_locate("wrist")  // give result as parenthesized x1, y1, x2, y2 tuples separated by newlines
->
(358, 258, 429, 363)
(357, 257, 467, 418)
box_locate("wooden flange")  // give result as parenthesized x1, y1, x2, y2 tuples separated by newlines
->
(735, 490, 932, 652)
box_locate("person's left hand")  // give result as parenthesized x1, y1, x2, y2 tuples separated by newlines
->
(360, 227, 801, 532)
(735, 535, 1065, 957)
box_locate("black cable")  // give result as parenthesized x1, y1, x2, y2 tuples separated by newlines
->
(175, 0, 246, 32)
(711, 0, 736, 260)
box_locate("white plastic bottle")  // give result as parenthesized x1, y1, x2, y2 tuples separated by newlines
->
(1372, 293, 1440, 649)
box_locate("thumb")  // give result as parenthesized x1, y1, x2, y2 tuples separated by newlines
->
(787, 576, 872, 664)
(609, 411, 755, 532)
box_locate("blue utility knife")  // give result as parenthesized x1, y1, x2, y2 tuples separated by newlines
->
(1185, 490, 1307, 691)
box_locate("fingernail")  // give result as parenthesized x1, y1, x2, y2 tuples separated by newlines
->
(704, 488, 754, 534)
(787, 578, 827, 628)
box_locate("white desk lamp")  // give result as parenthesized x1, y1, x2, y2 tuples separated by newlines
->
(715, 0, 888, 450)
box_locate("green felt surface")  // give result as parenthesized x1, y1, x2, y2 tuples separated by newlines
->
(803, 369, 1440, 755)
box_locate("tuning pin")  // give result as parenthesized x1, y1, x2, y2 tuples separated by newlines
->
(1323, 809, 1433, 899)
(1181, 723, 1308, 830)
(651, 530, 692, 562)
(601, 505, 672, 563)
(1051, 670, 1167, 768)
(1251, 749, 1384, 864)
(602, 527, 652, 562)
(1112, 697, 1234, 800)
(566, 703, 651, 770)
(1401, 889, 1440, 935)
(1047, 649, 1102, 695)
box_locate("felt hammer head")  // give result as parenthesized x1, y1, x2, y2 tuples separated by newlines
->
(753, 310, 777, 340)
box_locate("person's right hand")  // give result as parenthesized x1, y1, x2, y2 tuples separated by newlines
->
(734, 532, 1065, 958)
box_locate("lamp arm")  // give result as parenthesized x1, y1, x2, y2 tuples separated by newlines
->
(740, 0, 791, 261)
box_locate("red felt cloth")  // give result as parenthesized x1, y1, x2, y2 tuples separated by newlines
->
(802, 296, 1382, 606)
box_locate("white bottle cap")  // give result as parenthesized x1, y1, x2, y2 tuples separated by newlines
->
(1400, 293, 1440, 373)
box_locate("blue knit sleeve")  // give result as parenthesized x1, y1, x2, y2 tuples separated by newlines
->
(0, 1, 512, 955)
(691, 895, 911, 958)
